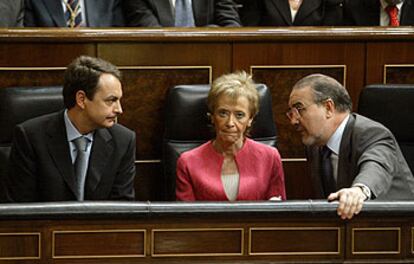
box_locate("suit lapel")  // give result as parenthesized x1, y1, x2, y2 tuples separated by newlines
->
(363, 0, 381, 25)
(401, 0, 414, 25)
(270, 0, 292, 25)
(85, 128, 113, 197)
(42, 0, 66, 27)
(153, 0, 174, 26)
(294, 0, 322, 25)
(336, 115, 355, 189)
(46, 112, 77, 197)
(192, 0, 206, 26)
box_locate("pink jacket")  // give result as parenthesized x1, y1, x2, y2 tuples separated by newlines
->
(176, 138, 286, 201)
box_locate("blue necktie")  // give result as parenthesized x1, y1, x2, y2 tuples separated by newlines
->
(320, 146, 336, 197)
(73, 136, 89, 201)
(175, 0, 195, 27)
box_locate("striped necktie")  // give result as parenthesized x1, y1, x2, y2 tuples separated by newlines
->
(65, 0, 82, 28)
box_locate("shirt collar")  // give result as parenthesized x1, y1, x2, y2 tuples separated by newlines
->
(64, 109, 94, 142)
(326, 114, 350, 155)
(380, 0, 404, 10)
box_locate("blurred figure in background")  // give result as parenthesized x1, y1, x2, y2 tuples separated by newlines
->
(123, 0, 241, 27)
(24, 0, 124, 27)
(343, 0, 414, 26)
(0, 0, 24, 27)
(239, 0, 343, 26)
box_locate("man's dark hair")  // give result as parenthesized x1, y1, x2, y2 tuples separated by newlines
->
(293, 73, 352, 112)
(63, 56, 121, 109)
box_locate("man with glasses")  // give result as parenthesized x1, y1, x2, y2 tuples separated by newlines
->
(287, 73, 414, 219)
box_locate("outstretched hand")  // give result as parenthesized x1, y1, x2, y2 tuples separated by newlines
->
(328, 187, 366, 220)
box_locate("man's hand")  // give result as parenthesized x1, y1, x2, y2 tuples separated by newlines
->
(328, 187, 366, 220)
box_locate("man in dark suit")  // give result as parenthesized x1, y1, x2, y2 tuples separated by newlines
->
(7, 56, 136, 202)
(123, 0, 241, 27)
(0, 0, 24, 27)
(343, 0, 414, 26)
(240, 0, 344, 26)
(287, 74, 414, 219)
(24, 0, 125, 27)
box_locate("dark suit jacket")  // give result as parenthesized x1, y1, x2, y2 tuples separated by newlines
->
(123, 0, 241, 27)
(7, 111, 136, 202)
(240, 0, 344, 26)
(343, 0, 414, 26)
(307, 114, 414, 200)
(0, 0, 24, 27)
(24, 0, 125, 27)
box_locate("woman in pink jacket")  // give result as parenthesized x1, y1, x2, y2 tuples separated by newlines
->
(176, 71, 286, 201)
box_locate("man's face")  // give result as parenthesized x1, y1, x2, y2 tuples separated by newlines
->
(287, 86, 329, 146)
(83, 73, 123, 130)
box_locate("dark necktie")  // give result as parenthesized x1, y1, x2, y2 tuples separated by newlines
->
(385, 5, 400, 26)
(65, 0, 82, 28)
(320, 146, 336, 197)
(73, 136, 89, 201)
(175, 0, 195, 27)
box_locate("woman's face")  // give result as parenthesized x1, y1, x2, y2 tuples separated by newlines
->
(212, 94, 253, 146)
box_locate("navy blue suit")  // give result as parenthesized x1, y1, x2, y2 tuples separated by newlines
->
(24, 0, 125, 27)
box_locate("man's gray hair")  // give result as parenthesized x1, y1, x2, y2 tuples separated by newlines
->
(293, 73, 352, 112)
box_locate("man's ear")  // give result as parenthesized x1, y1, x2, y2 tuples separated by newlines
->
(325, 99, 335, 118)
(75, 90, 87, 109)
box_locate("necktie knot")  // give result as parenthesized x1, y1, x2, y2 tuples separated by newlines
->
(385, 5, 400, 26)
(73, 136, 88, 152)
(321, 146, 332, 159)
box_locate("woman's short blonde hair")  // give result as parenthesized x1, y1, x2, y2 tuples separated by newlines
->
(207, 71, 259, 118)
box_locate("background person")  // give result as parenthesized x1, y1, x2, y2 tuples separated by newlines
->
(123, 0, 241, 27)
(0, 0, 24, 27)
(239, 0, 344, 26)
(24, 0, 125, 27)
(343, 0, 414, 26)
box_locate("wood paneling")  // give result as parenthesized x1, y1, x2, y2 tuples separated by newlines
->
(249, 227, 341, 256)
(0, 43, 95, 67)
(0, 201, 413, 263)
(385, 65, 414, 84)
(98, 43, 232, 80)
(0, 233, 40, 260)
(118, 67, 210, 160)
(352, 228, 400, 255)
(152, 228, 243, 256)
(0, 68, 64, 88)
(366, 42, 414, 84)
(53, 230, 145, 258)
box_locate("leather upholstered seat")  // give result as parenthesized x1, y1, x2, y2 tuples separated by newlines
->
(358, 84, 414, 174)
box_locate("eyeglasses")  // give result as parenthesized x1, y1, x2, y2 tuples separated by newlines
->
(285, 103, 316, 121)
